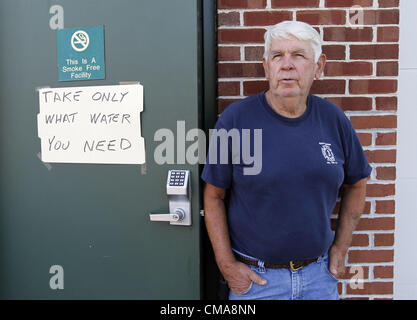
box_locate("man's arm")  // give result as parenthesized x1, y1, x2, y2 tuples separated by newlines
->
(329, 177, 369, 277)
(204, 183, 267, 294)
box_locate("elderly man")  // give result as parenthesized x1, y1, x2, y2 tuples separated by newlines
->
(202, 21, 371, 300)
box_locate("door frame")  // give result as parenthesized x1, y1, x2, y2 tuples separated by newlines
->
(200, 0, 220, 299)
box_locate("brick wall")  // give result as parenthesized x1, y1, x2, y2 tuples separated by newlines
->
(217, 0, 398, 300)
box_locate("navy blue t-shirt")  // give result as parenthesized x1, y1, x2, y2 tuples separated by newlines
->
(201, 92, 372, 264)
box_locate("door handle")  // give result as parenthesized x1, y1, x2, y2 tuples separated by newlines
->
(148, 169, 192, 226)
(149, 208, 185, 223)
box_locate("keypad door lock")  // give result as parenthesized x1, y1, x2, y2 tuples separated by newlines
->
(149, 170, 192, 226)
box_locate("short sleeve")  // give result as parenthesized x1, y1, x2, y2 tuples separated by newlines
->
(201, 117, 233, 189)
(343, 118, 372, 185)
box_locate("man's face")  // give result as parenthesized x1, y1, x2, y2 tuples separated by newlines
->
(263, 37, 325, 99)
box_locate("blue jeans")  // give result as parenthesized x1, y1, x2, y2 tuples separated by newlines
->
(229, 250, 339, 300)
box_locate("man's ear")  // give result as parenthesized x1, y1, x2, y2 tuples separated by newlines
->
(314, 54, 326, 80)
(262, 57, 269, 80)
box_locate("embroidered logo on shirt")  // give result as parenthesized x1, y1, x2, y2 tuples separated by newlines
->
(319, 142, 338, 165)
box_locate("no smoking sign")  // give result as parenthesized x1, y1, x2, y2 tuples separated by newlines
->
(71, 30, 90, 52)
(57, 25, 105, 81)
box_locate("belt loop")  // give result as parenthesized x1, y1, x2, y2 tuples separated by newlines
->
(257, 260, 266, 274)
(317, 254, 325, 263)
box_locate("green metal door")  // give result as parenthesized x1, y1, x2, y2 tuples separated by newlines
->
(0, 0, 203, 299)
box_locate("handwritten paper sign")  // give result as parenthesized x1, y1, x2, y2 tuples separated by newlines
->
(37, 83, 145, 164)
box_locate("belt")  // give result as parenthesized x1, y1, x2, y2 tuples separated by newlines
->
(234, 252, 318, 272)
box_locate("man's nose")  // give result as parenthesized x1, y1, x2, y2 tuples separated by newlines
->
(280, 55, 294, 70)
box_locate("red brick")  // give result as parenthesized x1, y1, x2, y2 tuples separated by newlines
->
(375, 200, 395, 214)
(350, 116, 397, 129)
(377, 26, 399, 42)
(322, 45, 346, 60)
(218, 62, 264, 78)
(356, 218, 395, 231)
(245, 46, 264, 61)
(346, 282, 393, 295)
(350, 44, 399, 59)
(218, 81, 240, 96)
(296, 10, 345, 25)
(310, 80, 346, 94)
(376, 166, 396, 180)
(243, 80, 268, 95)
(218, 28, 265, 44)
(218, 12, 240, 27)
(326, 0, 373, 7)
(351, 234, 370, 247)
(338, 282, 343, 295)
(271, 0, 319, 8)
(244, 11, 292, 26)
(348, 250, 394, 263)
(364, 150, 396, 163)
(357, 133, 372, 146)
(218, 98, 240, 113)
(349, 80, 397, 94)
(378, 0, 399, 8)
(377, 61, 398, 76)
(218, 46, 241, 61)
(218, 0, 266, 9)
(376, 132, 396, 146)
(324, 27, 373, 42)
(374, 266, 394, 279)
(366, 184, 395, 197)
(376, 96, 397, 111)
(325, 61, 372, 76)
(374, 233, 394, 246)
(363, 9, 399, 25)
(326, 97, 372, 111)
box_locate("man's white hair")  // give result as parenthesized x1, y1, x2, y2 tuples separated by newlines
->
(263, 20, 322, 62)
